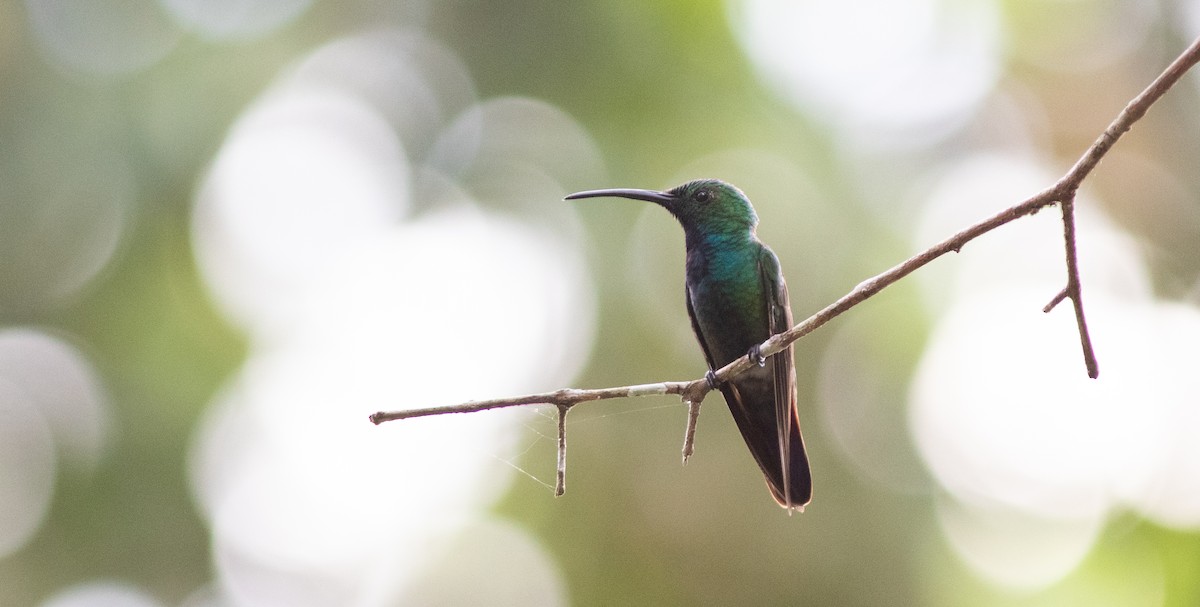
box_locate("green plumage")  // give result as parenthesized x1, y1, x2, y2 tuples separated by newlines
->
(567, 179, 812, 510)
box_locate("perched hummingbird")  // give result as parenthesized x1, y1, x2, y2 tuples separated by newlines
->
(567, 179, 812, 510)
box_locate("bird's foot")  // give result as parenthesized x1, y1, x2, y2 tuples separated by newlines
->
(748, 344, 766, 367)
(705, 370, 720, 390)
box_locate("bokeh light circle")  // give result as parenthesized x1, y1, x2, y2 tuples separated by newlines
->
(190, 28, 596, 604)
(0, 379, 55, 558)
(23, 0, 180, 76)
(193, 85, 410, 336)
(161, 0, 314, 40)
(729, 0, 1002, 147)
(42, 581, 163, 607)
(0, 328, 110, 558)
(908, 152, 1200, 587)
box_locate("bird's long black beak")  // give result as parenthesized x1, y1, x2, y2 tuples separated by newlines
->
(565, 188, 675, 206)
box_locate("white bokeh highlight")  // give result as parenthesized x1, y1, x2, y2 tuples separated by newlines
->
(24, 0, 321, 77)
(42, 581, 163, 607)
(161, 0, 314, 40)
(194, 85, 410, 337)
(399, 517, 569, 605)
(934, 496, 1106, 590)
(190, 30, 596, 605)
(908, 152, 1200, 589)
(0, 329, 110, 558)
(911, 154, 1151, 313)
(729, 0, 1002, 147)
(0, 378, 55, 559)
(24, 0, 180, 76)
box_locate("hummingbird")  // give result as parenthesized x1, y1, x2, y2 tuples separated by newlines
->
(567, 179, 812, 510)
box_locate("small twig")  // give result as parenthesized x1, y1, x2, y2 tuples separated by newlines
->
(369, 36, 1200, 495)
(1043, 288, 1070, 313)
(681, 400, 701, 463)
(1045, 194, 1100, 378)
(555, 404, 568, 496)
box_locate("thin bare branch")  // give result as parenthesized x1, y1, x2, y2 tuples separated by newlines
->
(369, 36, 1200, 496)
(368, 382, 697, 424)
(1055, 36, 1200, 192)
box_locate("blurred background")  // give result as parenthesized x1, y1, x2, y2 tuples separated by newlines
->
(2, 0, 1200, 605)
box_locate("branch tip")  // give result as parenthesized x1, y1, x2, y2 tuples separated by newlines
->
(555, 404, 568, 497)
(682, 400, 702, 464)
(1043, 287, 1070, 313)
(1054, 194, 1101, 379)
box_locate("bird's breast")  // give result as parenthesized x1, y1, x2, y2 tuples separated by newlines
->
(687, 254, 770, 367)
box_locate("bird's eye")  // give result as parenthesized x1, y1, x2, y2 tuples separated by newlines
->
(694, 189, 711, 203)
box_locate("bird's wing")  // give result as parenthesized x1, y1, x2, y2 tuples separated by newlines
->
(685, 281, 758, 472)
(685, 284, 719, 372)
(759, 248, 812, 509)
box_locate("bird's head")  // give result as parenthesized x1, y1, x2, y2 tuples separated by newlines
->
(566, 179, 758, 236)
